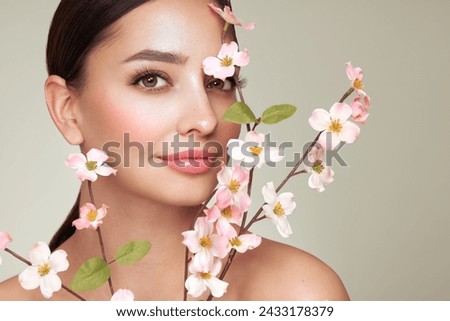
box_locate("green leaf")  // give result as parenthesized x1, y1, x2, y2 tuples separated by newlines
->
(115, 240, 151, 265)
(261, 104, 297, 124)
(222, 102, 257, 124)
(70, 257, 110, 292)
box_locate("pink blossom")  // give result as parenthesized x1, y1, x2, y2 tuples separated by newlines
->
(182, 217, 229, 262)
(216, 164, 251, 210)
(0, 231, 12, 266)
(203, 41, 249, 80)
(309, 102, 361, 150)
(262, 182, 296, 238)
(111, 289, 135, 301)
(227, 131, 284, 168)
(72, 203, 108, 230)
(346, 62, 367, 97)
(350, 97, 369, 124)
(220, 223, 261, 254)
(185, 254, 228, 298)
(208, 3, 256, 30)
(205, 203, 243, 237)
(18, 242, 69, 299)
(65, 148, 117, 182)
(305, 147, 334, 192)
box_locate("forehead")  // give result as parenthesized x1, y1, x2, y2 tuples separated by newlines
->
(93, 0, 225, 62)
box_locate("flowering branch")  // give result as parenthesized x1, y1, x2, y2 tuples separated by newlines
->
(4, 244, 85, 301)
(87, 181, 115, 296)
(183, 188, 218, 301)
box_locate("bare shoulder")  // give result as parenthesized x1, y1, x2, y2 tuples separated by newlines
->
(0, 276, 36, 300)
(226, 238, 350, 301)
(0, 275, 74, 301)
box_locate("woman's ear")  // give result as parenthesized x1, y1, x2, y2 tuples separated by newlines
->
(45, 75, 84, 145)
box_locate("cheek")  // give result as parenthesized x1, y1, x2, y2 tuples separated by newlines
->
(79, 89, 171, 148)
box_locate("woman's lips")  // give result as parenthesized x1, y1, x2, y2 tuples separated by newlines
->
(160, 150, 219, 174)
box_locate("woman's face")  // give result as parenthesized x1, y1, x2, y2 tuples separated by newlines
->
(72, 0, 241, 206)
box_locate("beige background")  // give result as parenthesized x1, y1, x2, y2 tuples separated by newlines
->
(1, 0, 449, 300)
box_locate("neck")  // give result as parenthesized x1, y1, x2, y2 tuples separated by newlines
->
(60, 178, 203, 300)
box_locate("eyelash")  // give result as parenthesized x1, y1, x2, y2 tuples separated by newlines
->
(129, 66, 248, 93)
(129, 67, 171, 93)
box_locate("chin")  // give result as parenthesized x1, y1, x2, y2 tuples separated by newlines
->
(115, 165, 220, 207)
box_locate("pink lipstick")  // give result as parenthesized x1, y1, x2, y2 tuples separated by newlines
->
(161, 150, 218, 174)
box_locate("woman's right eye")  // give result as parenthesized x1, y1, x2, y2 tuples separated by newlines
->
(136, 73, 169, 90)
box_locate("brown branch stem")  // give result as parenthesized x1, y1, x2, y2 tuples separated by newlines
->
(96, 227, 114, 295)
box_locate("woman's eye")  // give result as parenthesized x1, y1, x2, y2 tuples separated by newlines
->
(207, 78, 235, 91)
(137, 74, 168, 89)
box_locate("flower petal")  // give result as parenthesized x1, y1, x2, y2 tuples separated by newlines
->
(320, 167, 335, 185)
(19, 266, 41, 290)
(275, 216, 293, 238)
(218, 42, 238, 59)
(29, 242, 51, 266)
(236, 234, 262, 253)
(182, 230, 202, 254)
(278, 193, 296, 214)
(195, 217, 213, 237)
(86, 148, 108, 164)
(0, 232, 12, 250)
(40, 273, 62, 299)
(262, 182, 277, 205)
(205, 277, 228, 298)
(76, 168, 98, 182)
(309, 109, 331, 131)
(49, 249, 69, 273)
(211, 234, 229, 258)
(228, 139, 246, 161)
(308, 173, 324, 192)
(205, 205, 221, 223)
(72, 218, 91, 230)
(232, 164, 249, 185)
(330, 102, 352, 122)
(214, 65, 236, 80)
(339, 121, 360, 144)
(95, 165, 117, 177)
(111, 289, 135, 301)
(185, 275, 207, 298)
(203, 57, 222, 76)
(65, 153, 86, 169)
(233, 49, 250, 67)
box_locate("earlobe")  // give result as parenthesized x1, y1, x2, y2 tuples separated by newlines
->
(45, 75, 84, 145)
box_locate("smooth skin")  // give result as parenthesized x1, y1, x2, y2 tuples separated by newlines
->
(0, 0, 349, 301)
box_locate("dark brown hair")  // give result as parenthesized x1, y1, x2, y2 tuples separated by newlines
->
(47, 0, 235, 251)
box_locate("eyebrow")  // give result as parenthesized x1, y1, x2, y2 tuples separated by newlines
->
(122, 49, 188, 64)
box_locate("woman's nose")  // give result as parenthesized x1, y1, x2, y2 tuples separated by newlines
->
(176, 87, 218, 138)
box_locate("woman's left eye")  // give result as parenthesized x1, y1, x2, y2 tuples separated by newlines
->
(136, 73, 169, 90)
(207, 78, 235, 91)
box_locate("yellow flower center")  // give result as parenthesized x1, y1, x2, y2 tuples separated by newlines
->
(221, 56, 233, 67)
(221, 207, 232, 219)
(328, 119, 343, 133)
(353, 79, 364, 90)
(199, 272, 212, 280)
(228, 179, 241, 193)
(87, 210, 98, 222)
(200, 236, 212, 249)
(273, 202, 285, 216)
(85, 161, 98, 171)
(249, 146, 263, 156)
(312, 160, 324, 174)
(230, 237, 242, 247)
(38, 262, 51, 277)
